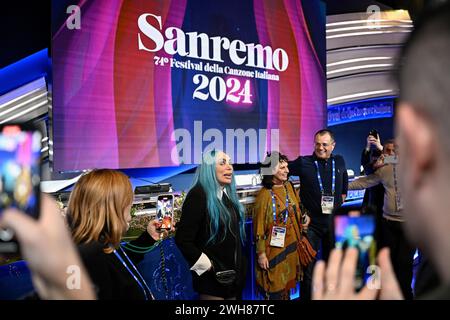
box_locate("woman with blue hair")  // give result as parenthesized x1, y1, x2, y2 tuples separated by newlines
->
(175, 150, 247, 300)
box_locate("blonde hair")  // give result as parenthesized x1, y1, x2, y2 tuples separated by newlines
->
(68, 169, 133, 253)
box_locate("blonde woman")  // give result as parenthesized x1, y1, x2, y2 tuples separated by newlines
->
(68, 169, 165, 300)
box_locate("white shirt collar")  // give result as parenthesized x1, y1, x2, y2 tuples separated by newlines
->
(217, 186, 228, 200)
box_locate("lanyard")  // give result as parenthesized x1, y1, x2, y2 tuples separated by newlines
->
(270, 189, 289, 225)
(114, 246, 154, 300)
(314, 159, 335, 195)
(392, 163, 402, 211)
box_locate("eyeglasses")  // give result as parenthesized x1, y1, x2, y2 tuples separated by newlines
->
(315, 142, 334, 148)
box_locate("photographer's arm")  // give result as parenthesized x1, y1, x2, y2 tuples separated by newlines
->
(0, 195, 95, 300)
(312, 247, 402, 300)
(348, 173, 381, 190)
(288, 156, 303, 177)
(312, 248, 378, 300)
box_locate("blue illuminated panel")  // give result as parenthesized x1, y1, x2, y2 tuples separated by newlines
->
(328, 97, 395, 127)
(346, 189, 366, 201)
(0, 49, 50, 96)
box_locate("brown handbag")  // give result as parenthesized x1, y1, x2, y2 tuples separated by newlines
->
(285, 183, 317, 267)
(295, 224, 317, 267)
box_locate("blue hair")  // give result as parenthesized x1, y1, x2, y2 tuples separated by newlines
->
(189, 150, 246, 245)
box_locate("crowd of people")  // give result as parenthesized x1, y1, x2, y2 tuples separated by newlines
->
(0, 3, 449, 300)
(312, 3, 450, 300)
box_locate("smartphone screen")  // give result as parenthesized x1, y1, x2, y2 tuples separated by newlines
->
(334, 214, 377, 290)
(156, 194, 174, 230)
(0, 124, 42, 253)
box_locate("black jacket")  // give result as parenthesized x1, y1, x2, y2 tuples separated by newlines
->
(289, 154, 348, 231)
(78, 231, 155, 300)
(175, 184, 247, 298)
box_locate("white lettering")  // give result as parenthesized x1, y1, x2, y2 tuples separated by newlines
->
(229, 40, 247, 65)
(165, 27, 188, 56)
(66, 265, 81, 290)
(66, 5, 81, 30)
(273, 48, 289, 72)
(226, 128, 258, 164)
(138, 13, 164, 52)
(137, 13, 289, 72)
(246, 43, 273, 70)
(204, 128, 224, 155)
(175, 305, 210, 318)
(171, 122, 280, 165)
(187, 32, 210, 60)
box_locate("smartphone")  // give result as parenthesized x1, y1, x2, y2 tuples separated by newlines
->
(368, 129, 379, 139)
(156, 194, 174, 230)
(0, 124, 42, 253)
(332, 207, 377, 291)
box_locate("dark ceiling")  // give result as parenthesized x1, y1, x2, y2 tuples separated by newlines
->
(325, 0, 428, 17)
(0, 0, 442, 69)
(1, 1, 51, 69)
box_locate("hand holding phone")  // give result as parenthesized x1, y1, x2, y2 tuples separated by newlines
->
(147, 219, 165, 241)
(0, 124, 42, 253)
(332, 208, 377, 291)
(367, 130, 382, 152)
(0, 195, 96, 299)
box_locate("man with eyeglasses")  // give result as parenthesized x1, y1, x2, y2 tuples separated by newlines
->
(289, 129, 348, 300)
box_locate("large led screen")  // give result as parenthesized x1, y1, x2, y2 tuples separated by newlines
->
(52, 0, 326, 171)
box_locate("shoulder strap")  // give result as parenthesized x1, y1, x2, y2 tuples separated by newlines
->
(287, 181, 308, 224)
(288, 180, 301, 203)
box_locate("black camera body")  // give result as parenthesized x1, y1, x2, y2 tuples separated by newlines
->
(368, 129, 381, 154)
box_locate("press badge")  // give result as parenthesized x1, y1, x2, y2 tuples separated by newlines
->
(270, 226, 286, 248)
(321, 196, 334, 214)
